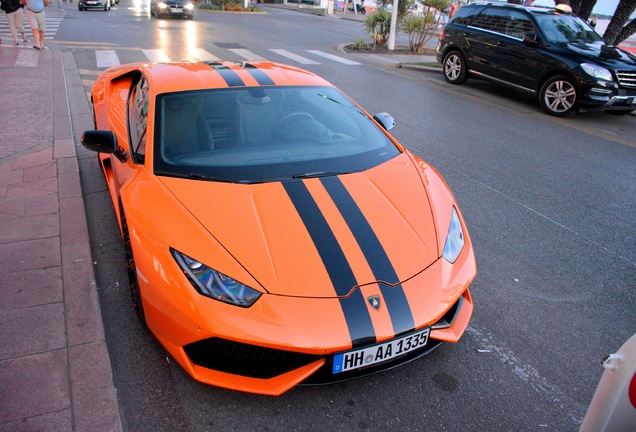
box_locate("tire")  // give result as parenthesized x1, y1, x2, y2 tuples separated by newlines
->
(442, 50, 468, 84)
(122, 212, 146, 325)
(539, 75, 578, 117)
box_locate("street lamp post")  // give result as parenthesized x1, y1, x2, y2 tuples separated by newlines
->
(387, 0, 399, 50)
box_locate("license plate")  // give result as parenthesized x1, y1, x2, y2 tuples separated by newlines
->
(332, 327, 430, 374)
(170, 7, 183, 12)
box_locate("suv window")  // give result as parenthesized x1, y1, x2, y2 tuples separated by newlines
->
(505, 11, 535, 39)
(470, 7, 508, 34)
(534, 13, 602, 43)
(451, 5, 482, 25)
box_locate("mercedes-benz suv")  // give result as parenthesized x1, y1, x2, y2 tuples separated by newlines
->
(436, 2, 636, 117)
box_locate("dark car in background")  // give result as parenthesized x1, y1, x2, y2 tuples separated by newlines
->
(436, 2, 636, 117)
(78, 0, 117, 11)
(150, 0, 194, 19)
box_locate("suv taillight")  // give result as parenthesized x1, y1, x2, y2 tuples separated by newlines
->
(440, 29, 445, 40)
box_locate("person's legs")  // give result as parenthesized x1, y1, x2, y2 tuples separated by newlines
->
(13, 8, 27, 42)
(26, 10, 45, 49)
(8, 11, 19, 44)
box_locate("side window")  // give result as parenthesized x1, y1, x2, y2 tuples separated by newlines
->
(505, 11, 535, 39)
(451, 6, 483, 26)
(470, 8, 509, 34)
(128, 74, 149, 164)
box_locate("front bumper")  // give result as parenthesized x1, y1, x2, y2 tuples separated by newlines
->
(78, 0, 108, 8)
(156, 5, 193, 17)
(578, 74, 636, 111)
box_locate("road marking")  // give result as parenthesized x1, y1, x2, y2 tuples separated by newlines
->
(186, 48, 220, 62)
(305, 50, 361, 65)
(15, 49, 39, 67)
(228, 48, 266, 61)
(96, 50, 121, 68)
(269, 49, 320, 65)
(142, 49, 171, 62)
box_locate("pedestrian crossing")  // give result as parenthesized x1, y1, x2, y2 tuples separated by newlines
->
(0, 42, 364, 69)
(86, 46, 362, 68)
(0, 12, 63, 43)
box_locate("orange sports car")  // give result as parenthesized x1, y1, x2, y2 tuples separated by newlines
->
(81, 60, 477, 396)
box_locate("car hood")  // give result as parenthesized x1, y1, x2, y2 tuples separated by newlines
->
(560, 41, 636, 68)
(159, 153, 440, 298)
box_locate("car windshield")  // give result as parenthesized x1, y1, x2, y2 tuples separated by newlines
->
(153, 86, 400, 183)
(535, 13, 603, 44)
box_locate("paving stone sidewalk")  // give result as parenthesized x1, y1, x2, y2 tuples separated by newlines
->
(0, 45, 123, 432)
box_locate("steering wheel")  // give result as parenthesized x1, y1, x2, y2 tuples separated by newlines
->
(273, 112, 317, 141)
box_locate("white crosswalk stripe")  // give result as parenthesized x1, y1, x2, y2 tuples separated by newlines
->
(186, 47, 219, 62)
(305, 50, 362, 65)
(228, 48, 266, 61)
(269, 49, 319, 65)
(96, 49, 120, 68)
(15, 48, 39, 67)
(142, 49, 171, 62)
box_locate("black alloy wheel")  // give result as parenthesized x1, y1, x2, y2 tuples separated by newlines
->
(121, 211, 146, 325)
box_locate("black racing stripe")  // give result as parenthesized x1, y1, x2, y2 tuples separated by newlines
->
(245, 67, 275, 86)
(321, 176, 415, 335)
(217, 69, 245, 87)
(283, 180, 376, 345)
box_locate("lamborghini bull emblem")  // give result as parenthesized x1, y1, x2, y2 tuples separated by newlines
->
(367, 295, 381, 311)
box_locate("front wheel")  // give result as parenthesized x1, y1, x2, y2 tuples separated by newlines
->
(539, 75, 577, 117)
(442, 51, 468, 84)
(122, 213, 146, 325)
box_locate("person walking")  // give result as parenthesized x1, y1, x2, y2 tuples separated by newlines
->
(2, 0, 28, 45)
(21, 0, 49, 50)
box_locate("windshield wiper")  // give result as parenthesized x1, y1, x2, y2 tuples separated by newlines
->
(293, 171, 350, 179)
(155, 170, 241, 183)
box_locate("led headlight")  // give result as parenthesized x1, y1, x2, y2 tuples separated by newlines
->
(184, 3, 194, 10)
(171, 249, 261, 307)
(157, 1, 168, 9)
(581, 63, 613, 81)
(442, 207, 465, 264)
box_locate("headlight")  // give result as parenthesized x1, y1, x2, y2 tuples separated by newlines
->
(581, 63, 613, 81)
(157, 1, 168, 8)
(171, 249, 261, 307)
(184, 3, 194, 10)
(442, 207, 465, 264)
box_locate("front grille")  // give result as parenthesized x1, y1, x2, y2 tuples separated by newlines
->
(617, 70, 636, 88)
(184, 338, 322, 379)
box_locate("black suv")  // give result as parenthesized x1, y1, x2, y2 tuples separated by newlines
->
(436, 2, 636, 116)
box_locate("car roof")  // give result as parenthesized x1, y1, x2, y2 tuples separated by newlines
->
(136, 61, 333, 94)
(463, 1, 570, 15)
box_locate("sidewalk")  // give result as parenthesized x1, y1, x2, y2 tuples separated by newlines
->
(0, 45, 123, 432)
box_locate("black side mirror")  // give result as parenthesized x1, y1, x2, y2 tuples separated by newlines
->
(373, 112, 396, 131)
(523, 33, 539, 46)
(81, 130, 128, 162)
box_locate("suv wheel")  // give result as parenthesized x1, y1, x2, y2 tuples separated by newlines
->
(442, 51, 468, 84)
(540, 75, 577, 117)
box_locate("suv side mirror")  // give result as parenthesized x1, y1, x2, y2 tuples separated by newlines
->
(523, 33, 539, 46)
(81, 130, 128, 162)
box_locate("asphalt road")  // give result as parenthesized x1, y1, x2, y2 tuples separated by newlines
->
(59, 4, 636, 431)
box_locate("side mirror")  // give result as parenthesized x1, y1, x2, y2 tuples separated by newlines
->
(373, 112, 396, 131)
(81, 130, 128, 162)
(523, 33, 539, 46)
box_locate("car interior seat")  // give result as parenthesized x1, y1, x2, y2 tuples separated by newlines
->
(162, 96, 215, 160)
